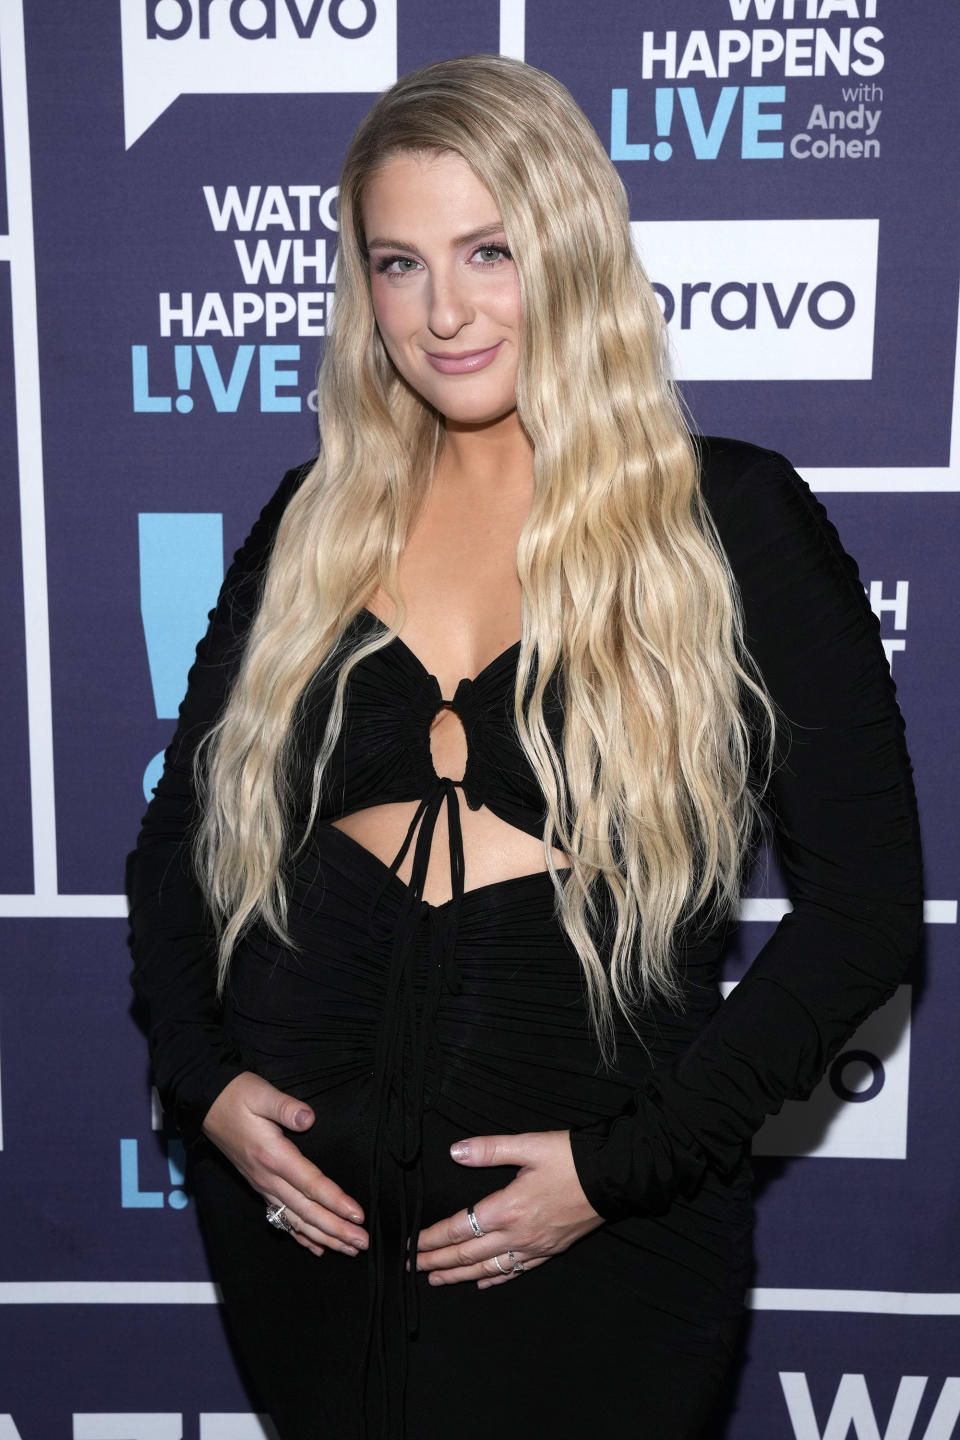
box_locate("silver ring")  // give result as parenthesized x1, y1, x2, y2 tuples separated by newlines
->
(466, 1206, 485, 1239)
(266, 1203, 294, 1234)
(493, 1250, 524, 1275)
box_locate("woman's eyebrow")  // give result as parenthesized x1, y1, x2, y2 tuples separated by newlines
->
(365, 222, 507, 252)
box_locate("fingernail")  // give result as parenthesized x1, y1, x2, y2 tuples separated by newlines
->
(450, 1141, 470, 1160)
(293, 1109, 311, 1128)
(428, 1274, 443, 1286)
(350, 1211, 364, 1223)
(354, 1240, 367, 1251)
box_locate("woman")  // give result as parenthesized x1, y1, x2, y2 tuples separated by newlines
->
(128, 54, 923, 1440)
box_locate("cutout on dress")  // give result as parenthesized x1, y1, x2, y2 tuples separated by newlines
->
(329, 696, 569, 906)
(429, 702, 468, 784)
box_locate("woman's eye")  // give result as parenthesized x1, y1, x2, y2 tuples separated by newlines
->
(472, 244, 511, 266)
(374, 255, 421, 277)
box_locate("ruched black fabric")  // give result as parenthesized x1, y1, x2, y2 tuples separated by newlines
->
(128, 437, 923, 1440)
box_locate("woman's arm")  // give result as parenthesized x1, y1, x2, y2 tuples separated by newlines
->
(410, 440, 926, 1287)
(128, 459, 369, 1257)
(568, 439, 924, 1219)
(126, 461, 309, 1143)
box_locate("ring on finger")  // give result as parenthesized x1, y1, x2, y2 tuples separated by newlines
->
(493, 1250, 524, 1276)
(265, 1203, 294, 1234)
(466, 1205, 485, 1239)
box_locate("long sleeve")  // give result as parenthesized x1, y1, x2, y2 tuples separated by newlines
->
(569, 438, 924, 1220)
(127, 462, 310, 1144)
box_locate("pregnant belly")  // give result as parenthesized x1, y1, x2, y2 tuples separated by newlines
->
(221, 845, 584, 1224)
(221, 823, 714, 1239)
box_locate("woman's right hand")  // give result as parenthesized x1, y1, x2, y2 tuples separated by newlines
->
(202, 1072, 368, 1259)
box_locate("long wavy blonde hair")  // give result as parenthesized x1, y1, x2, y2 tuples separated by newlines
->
(196, 54, 773, 1059)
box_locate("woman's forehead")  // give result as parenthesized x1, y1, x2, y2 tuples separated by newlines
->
(360, 152, 502, 241)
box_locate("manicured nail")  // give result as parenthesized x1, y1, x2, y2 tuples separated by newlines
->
(450, 1141, 470, 1160)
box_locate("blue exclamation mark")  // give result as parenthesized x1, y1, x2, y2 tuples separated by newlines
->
(175, 344, 194, 413)
(167, 1138, 188, 1209)
(139, 513, 224, 799)
(654, 88, 673, 161)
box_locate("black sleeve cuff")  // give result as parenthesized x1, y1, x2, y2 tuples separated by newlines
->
(569, 1080, 710, 1222)
(160, 1057, 249, 1147)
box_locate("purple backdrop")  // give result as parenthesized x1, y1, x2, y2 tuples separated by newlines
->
(1, 1, 958, 1436)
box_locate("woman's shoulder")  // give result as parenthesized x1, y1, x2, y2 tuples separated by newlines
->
(262, 456, 316, 524)
(205, 457, 317, 630)
(692, 432, 831, 565)
(232, 456, 316, 566)
(692, 433, 871, 637)
(693, 433, 798, 508)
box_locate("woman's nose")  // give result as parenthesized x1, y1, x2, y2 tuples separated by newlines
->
(427, 267, 473, 338)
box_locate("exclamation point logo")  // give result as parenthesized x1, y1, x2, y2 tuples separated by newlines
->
(653, 88, 673, 160)
(138, 512, 224, 799)
(174, 343, 194, 411)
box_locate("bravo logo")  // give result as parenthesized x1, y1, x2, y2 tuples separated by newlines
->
(120, 0, 397, 147)
(632, 217, 878, 380)
(781, 1374, 960, 1440)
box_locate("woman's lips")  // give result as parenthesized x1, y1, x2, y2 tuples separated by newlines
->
(424, 342, 503, 374)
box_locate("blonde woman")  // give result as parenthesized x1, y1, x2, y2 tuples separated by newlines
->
(128, 55, 922, 1440)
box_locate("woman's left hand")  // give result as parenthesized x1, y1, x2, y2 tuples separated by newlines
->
(415, 1130, 604, 1288)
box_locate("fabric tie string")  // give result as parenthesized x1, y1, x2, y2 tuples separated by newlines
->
(361, 765, 468, 1438)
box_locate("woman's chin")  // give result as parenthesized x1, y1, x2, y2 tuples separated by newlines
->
(440, 404, 523, 434)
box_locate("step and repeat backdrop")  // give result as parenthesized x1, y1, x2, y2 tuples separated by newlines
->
(2, 0, 959, 1436)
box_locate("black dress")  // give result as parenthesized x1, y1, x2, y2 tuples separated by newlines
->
(127, 438, 923, 1440)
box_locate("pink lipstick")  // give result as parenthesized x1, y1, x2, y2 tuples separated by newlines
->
(425, 342, 503, 374)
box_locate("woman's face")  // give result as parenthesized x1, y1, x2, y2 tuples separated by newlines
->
(362, 151, 522, 429)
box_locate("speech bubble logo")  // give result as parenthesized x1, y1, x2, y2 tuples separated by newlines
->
(120, 0, 397, 147)
(633, 218, 879, 381)
(139, 511, 224, 799)
(721, 981, 912, 1159)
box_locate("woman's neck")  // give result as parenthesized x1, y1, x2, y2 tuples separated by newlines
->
(436, 411, 534, 497)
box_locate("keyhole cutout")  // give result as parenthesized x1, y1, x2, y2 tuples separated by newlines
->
(429, 702, 468, 783)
